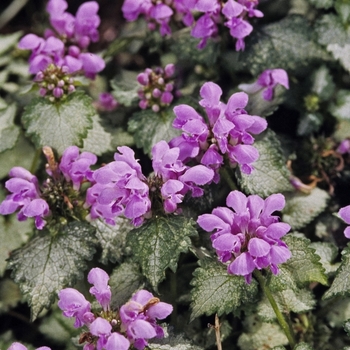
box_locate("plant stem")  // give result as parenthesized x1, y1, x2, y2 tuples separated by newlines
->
(214, 314, 223, 350)
(219, 166, 238, 191)
(253, 270, 296, 349)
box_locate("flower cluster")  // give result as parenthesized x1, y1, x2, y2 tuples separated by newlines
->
(0, 146, 97, 230)
(18, 0, 105, 81)
(137, 64, 178, 112)
(239, 68, 290, 101)
(197, 190, 291, 283)
(169, 81, 267, 180)
(151, 140, 214, 213)
(85, 146, 152, 227)
(121, 0, 263, 50)
(0, 167, 50, 230)
(7, 343, 50, 350)
(85, 142, 214, 226)
(58, 267, 173, 350)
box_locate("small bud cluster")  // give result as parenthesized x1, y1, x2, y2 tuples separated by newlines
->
(58, 267, 173, 350)
(34, 64, 75, 101)
(137, 64, 178, 112)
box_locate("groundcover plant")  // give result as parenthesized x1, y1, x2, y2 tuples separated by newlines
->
(2, 0, 350, 349)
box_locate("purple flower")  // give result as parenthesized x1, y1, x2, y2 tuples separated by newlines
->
(88, 267, 112, 311)
(58, 288, 92, 328)
(86, 146, 151, 226)
(105, 333, 130, 350)
(338, 205, 350, 239)
(337, 139, 350, 155)
(19, 0, 105, 83)
(98, 92, 118, 111)
(197, 190, 291, 283)
(59, 145, 97, 190)
(120, 289, 173, 350)
(170, 81, 267, 177)
(151, 140, 214, 213)
(90, 317, 112, 350)
(0, 167, 50, 230)
(239, 69, 289, 101)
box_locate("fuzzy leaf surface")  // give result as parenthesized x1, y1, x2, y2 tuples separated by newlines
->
(315, 14, 350, 47)
(310, 65, 335, 101)
(22, 91, 94, 155)
(240, 15, 327, 75)
(0, 32, 22, 56)
(236, 129, 293, 197)
(7, 222, 96, 320)
(92, 217, 132, 264)
(170, 28, 219, 66)
(128, 109, 181, 156)
(148, 336, 204, 350)
(330, 90, 350, 121)
(109, 262, 143, 308)
(238, 315, 288, 350)
(323, 244, 350, 300)
(310, 242, 339, 276)
(80, 116, 113, 156)
(0, 104, 20, 153)
(0, 135, 36, 179)
(282, 234, 328, 287)
(0, 214, 31, 276)
(257, 288, 315, 322)
(190, 259, 258, 320)
(111, 70, 139, 106)
(307, 0, 333, 8)
(127, 216, 197, 290)
(282, 188, 329, 230)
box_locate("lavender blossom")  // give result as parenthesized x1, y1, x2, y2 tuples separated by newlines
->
(120, 289, 173, 349)
(59, 145, 97, 190)
(88, 267, 112, 311)
(239, 69, 289, 101)
(338, 205, 350, 239)
(121, 0, 262, 50)
(85, 146, 151, 227)
(197, 190, 291, 283)
(58, 267, 172, 350)
(18, 0, 105, 85)
(58, 288, 92, 328)
(169, 81, 267, 179)
(337, 139, 350, 155)
(151, 140, 214, 213)
(0, 167, 50, 230)
(97, 92, 119, 111)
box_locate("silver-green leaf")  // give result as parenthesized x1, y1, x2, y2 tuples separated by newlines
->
(190, 259, 258, 320)
(22, 91, 94, 155)
(236, 129, 293, 197)
(282, 188, 329, 230)
(7, 222, 96, 320)
(127, 216, 197, 290)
